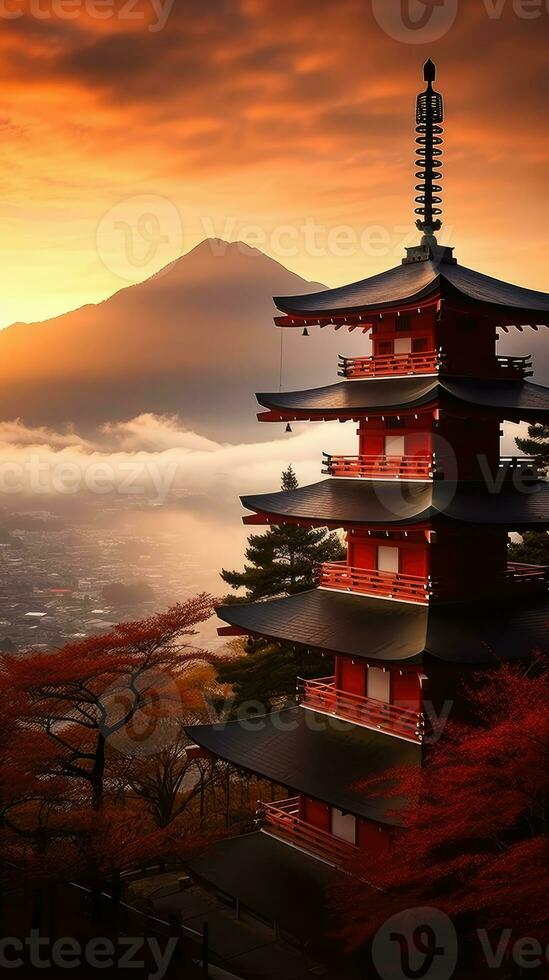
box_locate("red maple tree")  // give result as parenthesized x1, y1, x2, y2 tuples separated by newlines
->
(0, 597, 219, 923)
(3, 596, 215, 809)
(337, 659, 548, 966)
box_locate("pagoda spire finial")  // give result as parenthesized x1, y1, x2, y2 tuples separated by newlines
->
(414, 58, 444, 249)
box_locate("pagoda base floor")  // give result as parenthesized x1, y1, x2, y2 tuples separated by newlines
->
(185, 831, 351, 955)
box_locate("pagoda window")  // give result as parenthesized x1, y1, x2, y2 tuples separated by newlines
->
(331, 809, 357, 845)
(357, 425, 433, 463)
(377, 545, 400, 574)
(366, 666, 391, 703)
(385, 434, 405, 457)
(394, 337, 412, 355)
(412, 336, 429, 352)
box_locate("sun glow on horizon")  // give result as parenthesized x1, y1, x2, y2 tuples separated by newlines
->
(0, 1, 547, 329)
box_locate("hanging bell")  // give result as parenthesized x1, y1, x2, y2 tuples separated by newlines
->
(302, 327, 309, 337)
(285, 423, 293, 433)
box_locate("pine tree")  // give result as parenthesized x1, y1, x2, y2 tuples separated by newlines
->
(508, 530, 549, 565)
(510, 426, 549, 564)
(221, 465, 345, 601)
(516, 422, 549, 468)
(217, 639, 332, 714)
(218, 466, 345, 708)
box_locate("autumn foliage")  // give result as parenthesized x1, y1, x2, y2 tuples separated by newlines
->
(0, 596, 226, 903)
(337, 660, 549, 959)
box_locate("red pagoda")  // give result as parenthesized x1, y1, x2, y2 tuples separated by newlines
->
(186, 62, 549, 951)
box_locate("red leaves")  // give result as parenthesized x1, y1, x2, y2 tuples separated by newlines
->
(0, 596, 216, 888)
(337, 659, 549, 950)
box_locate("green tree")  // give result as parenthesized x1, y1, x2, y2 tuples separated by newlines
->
(217, 639, 332, 713)
(508, 531, 549, 565)
(510, 425, 549, 565)
(218, 466, 345, 708)
(516, 422, 549, 468)
(221, 465, 345, 602)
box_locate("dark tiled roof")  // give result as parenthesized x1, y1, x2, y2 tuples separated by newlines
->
(257, 379, 549, 421)
(186, 832, 342, 944)
(241, 479, 549, 529)
(274, 258, 549, 318)
(444, 379, 549, 415)
(187, 707, 419, 823)
(426, 596, 549, 663)
(441, 481, 549, 526)
(216, 589, 549, 665)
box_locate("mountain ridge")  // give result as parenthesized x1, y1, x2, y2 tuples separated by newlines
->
(2, 239, 546, 441)
(2, 240, 325, 333)
(0, 239, 362, 441)
(0, 239, 346, 441)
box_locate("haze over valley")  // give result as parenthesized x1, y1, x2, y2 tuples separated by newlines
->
(0, 241, 540, 651)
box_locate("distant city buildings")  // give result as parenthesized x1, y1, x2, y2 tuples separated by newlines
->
(0, 514, 200, 652)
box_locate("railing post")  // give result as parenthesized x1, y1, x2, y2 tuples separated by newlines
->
(255, 801, 265, 831)
(300, 675, 424, 743)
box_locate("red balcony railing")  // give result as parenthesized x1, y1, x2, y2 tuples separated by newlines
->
(258, 797, 358, 868)
(323, 451, 435, 481)
(506, 562, 549, 587)
(319, 561, 432, 604)
(297, 676, 425, 743)
(338, 350, 440, 379)
(337, 352, 531, 381)
(495, 355, 533, 379)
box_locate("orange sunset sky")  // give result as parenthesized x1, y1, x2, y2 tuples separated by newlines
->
(1, 0, 548, 328)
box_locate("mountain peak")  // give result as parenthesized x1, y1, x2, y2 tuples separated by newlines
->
(142, 238, 327, 297)
(0, 239, 333, 439)
(175, 238, 288, 264)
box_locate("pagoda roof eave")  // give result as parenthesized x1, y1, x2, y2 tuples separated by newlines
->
(274, 260, 441, 319)
(240, 479, 549, 530)
(185, 706, 419, 825)
(215, 589, 549, 666)
(256, 378, 549, 424)
(274, 258, 549, 325)
(274, 288, 442, 326)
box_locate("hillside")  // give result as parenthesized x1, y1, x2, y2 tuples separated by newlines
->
(0, 240, 363, 440)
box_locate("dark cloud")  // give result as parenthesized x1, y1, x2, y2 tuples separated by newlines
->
(3, 0, 549, 169)
(0, 0, 547, 327)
